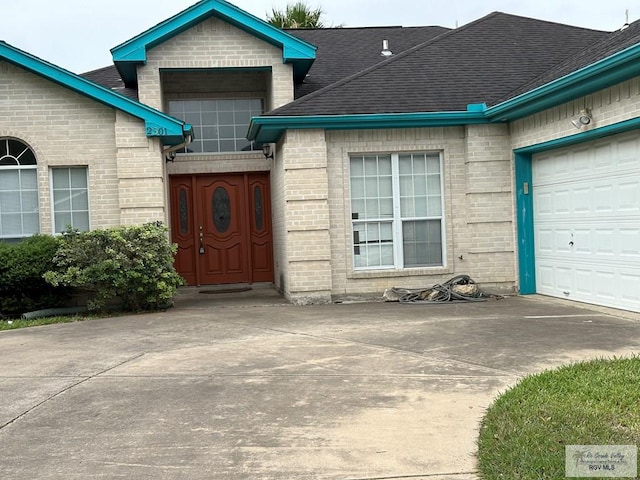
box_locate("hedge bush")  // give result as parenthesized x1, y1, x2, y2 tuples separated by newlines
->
(0, 235, 73, 316)
(44, 222, 185, 312)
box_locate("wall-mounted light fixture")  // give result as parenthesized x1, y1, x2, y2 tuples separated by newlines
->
(262, 143, 274, 159)
(571, 109, 592, 129)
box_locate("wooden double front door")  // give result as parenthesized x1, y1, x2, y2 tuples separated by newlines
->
(169, 173, 274, 286)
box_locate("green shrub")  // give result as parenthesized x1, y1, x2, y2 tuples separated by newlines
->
(0, 235, 73, 316)
(44, 223, 185, 312)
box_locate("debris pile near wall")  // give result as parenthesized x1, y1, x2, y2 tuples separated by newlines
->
(383, 275, 503, 303)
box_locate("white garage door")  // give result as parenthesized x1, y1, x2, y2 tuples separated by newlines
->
(533, 130, 640, 313)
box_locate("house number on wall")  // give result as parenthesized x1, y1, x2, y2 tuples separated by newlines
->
(146, 126, 168, 136)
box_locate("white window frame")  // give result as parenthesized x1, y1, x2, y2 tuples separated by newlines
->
(168, 98, 264, 154)
(349, 152, 446, 271)
(50, 167, 90, 234)
(0, 138, 39, 240)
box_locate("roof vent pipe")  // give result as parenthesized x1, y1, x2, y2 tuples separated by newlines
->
(620, 9, 630, 30)
(381, 39, 392, 56)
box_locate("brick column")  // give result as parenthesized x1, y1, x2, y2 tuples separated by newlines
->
(277, 129, 332, 304)
(462, 123, 516, 291)
(115, 111, 167, 225)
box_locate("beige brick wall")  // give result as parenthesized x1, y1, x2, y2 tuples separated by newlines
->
(0, 61, 123, 233)
(326, 125, 516, 300)
(138, 16, 294, 112)
(462, 124, 516, 287)
(271, 137, 288, 294)
(166, 153, 270, 176)
(114, 111, 167, 226)
(278, 129, 332, 304)
(510, 77, 640, 148)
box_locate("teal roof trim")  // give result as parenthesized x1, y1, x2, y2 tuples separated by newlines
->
(514, 115, 640, 155)
(248, 111, 489, 143)
(111, 0, 317, 85)
(0, 41, 192, 146)
(487, 42, 640, 121)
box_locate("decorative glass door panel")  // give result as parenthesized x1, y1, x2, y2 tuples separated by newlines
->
(197, 176, 248, 285)
(248, 174, 273, 282)
(169, 178, 197, 285)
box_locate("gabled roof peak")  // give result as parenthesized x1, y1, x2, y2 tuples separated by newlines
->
(111, 0, 316, 86)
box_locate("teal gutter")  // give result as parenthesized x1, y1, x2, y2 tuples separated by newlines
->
(513, 116, 640, 294)
(486, 42, 640, 121)
(248, 110, 489, 143)
(0, 41, 192, 146)
(111, 0, 316, 85)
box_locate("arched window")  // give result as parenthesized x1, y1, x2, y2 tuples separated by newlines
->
(0, 138, 39, 240)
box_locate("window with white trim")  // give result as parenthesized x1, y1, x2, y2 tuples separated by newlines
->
(168, 99, 263, 153)
(51, 167, 89, 233)
(0, 138, 39, 240)
(349, 152, 444, 269)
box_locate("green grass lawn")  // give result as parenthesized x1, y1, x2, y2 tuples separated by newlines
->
(477, 357, 640, 479)
(0, 315, 93, 331)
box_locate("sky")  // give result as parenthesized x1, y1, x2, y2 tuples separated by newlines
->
(2, 0, 635, 74)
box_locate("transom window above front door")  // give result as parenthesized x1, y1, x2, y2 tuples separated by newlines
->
(349, 152, 445, 270)
(168, 99, 263, 154)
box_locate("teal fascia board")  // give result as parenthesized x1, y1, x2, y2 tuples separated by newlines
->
(0, 41, 190, 146)
(487, 43, 640, 121)
(111, 0, 317, 85)
(248, 111, 489, 143)
(514, 115, 640, 155)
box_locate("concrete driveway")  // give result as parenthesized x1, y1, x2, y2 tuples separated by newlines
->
(1, 287, 639, 480)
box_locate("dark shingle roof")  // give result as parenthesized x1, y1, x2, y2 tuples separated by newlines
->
(500, 18, 640, 102)
(286, 26, 450, 97)
(81, 65, 139, 100)
(83, 12, 632, 117)
(270, 12, 609, 116)
(82, 25, 447, 100)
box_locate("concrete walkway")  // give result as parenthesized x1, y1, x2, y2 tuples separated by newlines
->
(1, 286, 639, 479)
